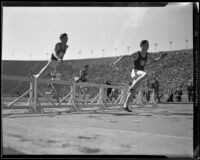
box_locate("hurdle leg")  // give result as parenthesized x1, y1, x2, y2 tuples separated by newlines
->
(27, 79, 33, 105)
(148, 89, 158, 107)
(33, 76, 38, 113)
(27, 77, 35, 113)
(97, 87, 103, 104)
(97, 85, 106, 109)
(70, 82, 80, 112)
(75, 82, 82, 111)
(134, 90, 145, 107)
(119, 87, 126, 104)
(33, 76, 43, 113)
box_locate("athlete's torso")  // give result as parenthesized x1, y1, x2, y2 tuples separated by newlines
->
(55, 42, 67, 55)
(79, 69, 88, 81)
(133, 51, 148, 71)
(51, 42, 67, 61)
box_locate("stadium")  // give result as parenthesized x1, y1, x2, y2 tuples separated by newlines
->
(2, 49, 194, 156)
(1, 2, 198, 159)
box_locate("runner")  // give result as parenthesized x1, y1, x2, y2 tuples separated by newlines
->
(106, 81, 113, 102)
(114, 40, 167, 112)
(76, 65, 90, 100)
(34, 33, 68, 101)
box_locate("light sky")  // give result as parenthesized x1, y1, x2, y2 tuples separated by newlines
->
(2, 2, 193, 60)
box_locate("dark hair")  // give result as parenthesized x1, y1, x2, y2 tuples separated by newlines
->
(106, 81, 111, 85)
(140, 40, 149, 46)
(84, 65, 89, 68)
(60, 33, 68, 40)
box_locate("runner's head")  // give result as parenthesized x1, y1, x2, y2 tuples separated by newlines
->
(106, 81, 111, 85)
(60, 33, 68, 44)
(140, 40, 149, 52)
(84, 65, 89, 70)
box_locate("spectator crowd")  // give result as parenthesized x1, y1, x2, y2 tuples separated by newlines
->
(2, 50, 194, 102)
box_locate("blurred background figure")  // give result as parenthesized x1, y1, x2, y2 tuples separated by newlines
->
(167, 89, 174, 102)
(175, 86, 183, 102)
(106, 80, 113, 102)
(76, 65, 90, 100)
(186, 82, 193, 102)
(151, 76, 161, 103)
(110, 88, 120, 103)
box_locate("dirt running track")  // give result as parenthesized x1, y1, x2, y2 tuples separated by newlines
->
(2, 104, 193, 157)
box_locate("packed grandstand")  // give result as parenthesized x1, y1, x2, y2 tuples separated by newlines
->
(2, 49, 193, 100)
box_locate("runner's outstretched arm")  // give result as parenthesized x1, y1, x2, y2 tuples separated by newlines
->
(113, 52, 138, 66)
(113, 55, 130, 66)
(154, 52, 167, 61)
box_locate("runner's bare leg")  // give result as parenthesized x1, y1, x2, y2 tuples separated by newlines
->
(124, 73, 147, 108)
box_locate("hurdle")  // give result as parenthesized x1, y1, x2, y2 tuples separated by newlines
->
(77, 82, 126, 109)
(114, 87, 127, 104)
(2, 74, 157, 114)
(2, 75, 35, 112)
(75, 82, 109, 109)
(32, 78, 126, 111)
(132, 88, 158, 107)
(32, 76, 80, 112)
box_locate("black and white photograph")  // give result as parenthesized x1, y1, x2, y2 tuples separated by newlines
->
(1, 2, 199, 158)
